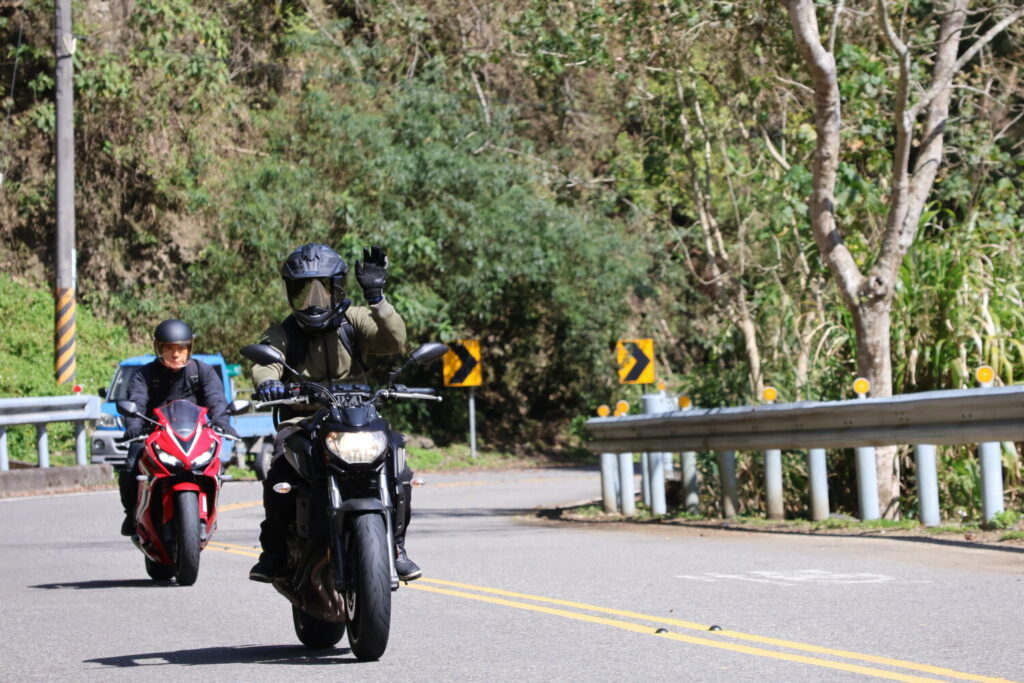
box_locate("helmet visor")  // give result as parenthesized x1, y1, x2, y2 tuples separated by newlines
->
(286, 278, 333, 311)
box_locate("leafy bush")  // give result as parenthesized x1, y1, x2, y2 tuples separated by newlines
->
(0, 274, 138, 463)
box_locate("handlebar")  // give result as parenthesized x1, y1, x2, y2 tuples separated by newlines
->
(386, 391, 443, 402)
(252, 385, 442, 410)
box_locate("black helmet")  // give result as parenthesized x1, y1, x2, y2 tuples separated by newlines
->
(153, 319, 194, 359)
(280, 243, 350, 331)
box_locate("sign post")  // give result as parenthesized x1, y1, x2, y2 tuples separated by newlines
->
(443, 340, 482, 458)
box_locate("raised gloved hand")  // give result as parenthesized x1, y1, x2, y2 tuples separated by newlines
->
(254, 379, 286, 402)
(355, 245, 388, 304)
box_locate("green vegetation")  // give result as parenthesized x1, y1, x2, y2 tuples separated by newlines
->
(0, 1, 1020, 519)
(0, 274, 139, 463)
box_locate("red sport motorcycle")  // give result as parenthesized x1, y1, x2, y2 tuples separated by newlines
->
(117, 398, 245, 585)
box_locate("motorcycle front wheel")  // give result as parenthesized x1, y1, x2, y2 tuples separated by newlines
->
(344, 513, 392, 661)
(174, 490, 201, 586)
(292, 605, 346, 649)
(145, 557, 175, 582)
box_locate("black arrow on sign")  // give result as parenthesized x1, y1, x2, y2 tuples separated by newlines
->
(623, 342, 650, 382)
(450, 343, 479, 384)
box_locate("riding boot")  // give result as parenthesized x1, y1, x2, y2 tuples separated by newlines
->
(250, 459, 291, 582)
(117, 469, 137, 536)
(393, 471, 420, 581)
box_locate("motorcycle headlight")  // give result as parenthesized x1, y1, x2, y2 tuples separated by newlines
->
(154, 445, 183, 470)
(324, 430, 387, 465)
(191, 442, 219, 469)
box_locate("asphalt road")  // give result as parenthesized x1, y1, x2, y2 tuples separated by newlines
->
(1, 466, 1021, 682)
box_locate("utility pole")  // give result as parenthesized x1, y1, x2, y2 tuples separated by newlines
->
(54, 0, 76, 385)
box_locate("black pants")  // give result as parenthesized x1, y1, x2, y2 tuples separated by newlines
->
(259, 452, 414, 556)
(118, 442, 145, 515)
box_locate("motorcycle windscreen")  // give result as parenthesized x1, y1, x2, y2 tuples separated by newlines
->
(155, 400, 204, 439)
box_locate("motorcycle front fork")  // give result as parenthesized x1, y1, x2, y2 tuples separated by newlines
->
(326, 472, 399, 592)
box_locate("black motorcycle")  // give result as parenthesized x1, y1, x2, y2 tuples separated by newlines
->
(239, 341, 447, 661)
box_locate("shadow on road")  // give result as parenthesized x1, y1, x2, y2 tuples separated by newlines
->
(85, 644, 360, 667)
(31, 579, 171, 590)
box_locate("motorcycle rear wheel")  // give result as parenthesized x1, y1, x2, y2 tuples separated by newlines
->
(345, 513, 391, 661)
(292, 605, 346, 649)
(174, 490, 201, 586)
(145, 557, 175, 581)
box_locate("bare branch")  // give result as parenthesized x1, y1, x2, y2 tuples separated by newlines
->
(909, 5, 1024, 120)
(828, 0, 846, 53)
(761, 127, 791, 171)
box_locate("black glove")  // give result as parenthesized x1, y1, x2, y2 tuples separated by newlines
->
(355, 245, 388, 304)
(117, 429, 141, 444)
(254, 379, 286, 402)
(213, 423, 239, 438)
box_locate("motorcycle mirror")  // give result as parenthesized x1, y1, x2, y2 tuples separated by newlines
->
(115, 400, 144, 418)
(227, 399, 251, 415)
(240, 343, 285, 366)
(408, 342, 449, 366)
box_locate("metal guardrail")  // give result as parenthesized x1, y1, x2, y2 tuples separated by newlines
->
(586, 386, 1024, 524)
(0, 395, 102, 470)
(586, 385, 1024, 452)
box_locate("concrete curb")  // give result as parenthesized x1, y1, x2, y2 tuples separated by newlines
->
(0, 464, 116, 498)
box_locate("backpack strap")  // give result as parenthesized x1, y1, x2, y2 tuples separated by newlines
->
(281, 315, 307, 373)
(337, 317, 368, 376)
(186, 359, 201, 396)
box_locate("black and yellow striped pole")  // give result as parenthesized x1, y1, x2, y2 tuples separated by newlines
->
(55, 287, 76, 384)
(54, 0, 76, 385)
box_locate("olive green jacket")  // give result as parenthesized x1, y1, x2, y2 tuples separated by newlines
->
(252, 300, 407, 389)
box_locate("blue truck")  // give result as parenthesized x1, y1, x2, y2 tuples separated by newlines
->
(90, 353, 278, 478)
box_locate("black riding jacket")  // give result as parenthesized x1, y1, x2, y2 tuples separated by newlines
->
(124, 358, 231, 435)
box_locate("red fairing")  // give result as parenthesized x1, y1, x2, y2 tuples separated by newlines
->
(131, 399, 224, 570)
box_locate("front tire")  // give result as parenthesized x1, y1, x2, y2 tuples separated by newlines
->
(174, 490, 201, 586)
(145, 557, 175, 582)
(292, 605, 346, 649)
(345, 513, 392, 661)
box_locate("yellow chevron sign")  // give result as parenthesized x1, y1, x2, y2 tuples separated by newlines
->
(616, 338, 654, 384)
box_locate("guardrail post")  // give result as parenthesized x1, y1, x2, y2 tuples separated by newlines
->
(807, 448, 829, 521)
(600, 453, 619, 513)
(855, 446, 879, 520)
(618, 453, 636, 515)
(973, 367, 1004, 523)
(36, 424, 50, 468)
(649, 448, 666, 516)
(0, 427, 8, 471)
(914, 444, 940, 527)
(718, 450, 738, 519)
(764, 448, 784, 519)
(681, 450, 699, 513)
(978, 441, 1004, 523)
(641, 393, 670, 515)
(640, 452, 651, 507)
(74, 420, 87, 465)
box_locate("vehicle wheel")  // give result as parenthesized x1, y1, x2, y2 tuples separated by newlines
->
(253, 442, 274, 481)
(145, 557, 175, 582)
(292, 605, 346, 649)
(344, 513, 391, 661)
(174, 490, 201, 586)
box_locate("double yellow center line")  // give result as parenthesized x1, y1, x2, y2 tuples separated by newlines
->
(410, 578, 1017, 683)
(205, 540, 1015, 682)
